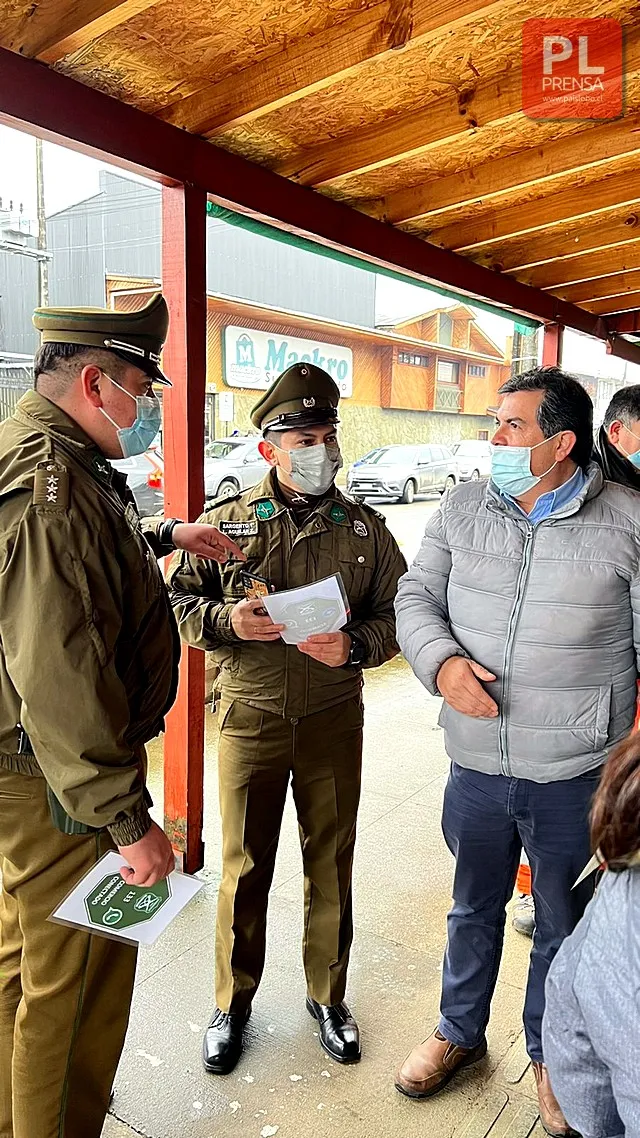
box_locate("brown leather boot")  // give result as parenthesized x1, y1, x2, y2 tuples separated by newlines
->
(532, 1062, 580, 1137)
(394, 1029, 487, 1099)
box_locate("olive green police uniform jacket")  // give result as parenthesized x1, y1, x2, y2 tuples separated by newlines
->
(167, 471, 406, 719)
(0, 391, 180, 845)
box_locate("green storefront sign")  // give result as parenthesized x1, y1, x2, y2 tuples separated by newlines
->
(84, 872, 171, 931)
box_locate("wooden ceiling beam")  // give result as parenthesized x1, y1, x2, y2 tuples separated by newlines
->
(584, 292, 640, 316)
(159, 0, 505, 137)
(550, 270, 640, 304)
(515, 244, 640, 290)
(377, 115, 640, 225)
(0, 0, 162, 64)
(469, 213, 640, 273)
(428, 169, 640, 252)
(276, 67, 523, 186)
(607, 312, 640, 333)
(278, 31, 640, 187)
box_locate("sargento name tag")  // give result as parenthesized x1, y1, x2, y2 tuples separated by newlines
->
(219, 519, 259, 537)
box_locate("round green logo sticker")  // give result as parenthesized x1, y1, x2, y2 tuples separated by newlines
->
(84, 872, 171, 931)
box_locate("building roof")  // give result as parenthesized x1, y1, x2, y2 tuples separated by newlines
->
(109, 281, 509, 365)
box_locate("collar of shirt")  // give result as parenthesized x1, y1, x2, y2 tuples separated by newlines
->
(500, 465, 586, 524)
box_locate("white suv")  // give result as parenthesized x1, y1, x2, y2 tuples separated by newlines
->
(451, 439, 492, 482)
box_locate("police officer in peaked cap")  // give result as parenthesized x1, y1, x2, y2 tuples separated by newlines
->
(0, 294, 241, 1138)
(168, 362, 406, 1074)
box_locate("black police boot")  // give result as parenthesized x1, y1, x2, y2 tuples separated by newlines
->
(306, 997, 361, 1064)
(202, 1006, 251, 1074)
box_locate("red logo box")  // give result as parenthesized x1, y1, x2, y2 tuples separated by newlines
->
(522, 18, 623, 120)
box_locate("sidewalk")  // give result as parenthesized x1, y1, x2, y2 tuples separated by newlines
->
(103, 659, 546, 1138)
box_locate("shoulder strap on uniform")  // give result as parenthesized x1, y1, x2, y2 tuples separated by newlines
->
(359, 500, 386, 523)
(204, 490, 242, 511)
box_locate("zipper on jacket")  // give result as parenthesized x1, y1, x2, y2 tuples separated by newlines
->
(498, 525, 536, 776)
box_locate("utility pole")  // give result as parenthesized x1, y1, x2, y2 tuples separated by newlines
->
(35, 137, 48, 306)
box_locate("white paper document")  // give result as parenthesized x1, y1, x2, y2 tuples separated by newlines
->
(49, 851, 204, 945)
(262, 573, 349, 645)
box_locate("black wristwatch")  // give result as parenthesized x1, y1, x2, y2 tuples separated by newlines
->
(157, 517, 183, 551)
(346, 632, 366, 667)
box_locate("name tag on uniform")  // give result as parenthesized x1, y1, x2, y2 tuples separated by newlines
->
(124, 502, 142, 533)
(219, 519, 259, 538)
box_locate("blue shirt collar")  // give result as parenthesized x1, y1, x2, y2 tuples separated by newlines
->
(498, 465, 586, 524)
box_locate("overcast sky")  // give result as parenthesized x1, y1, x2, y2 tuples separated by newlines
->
(3, 122, 635, 378)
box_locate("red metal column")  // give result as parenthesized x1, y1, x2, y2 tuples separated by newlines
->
(542, 322, 564, 367)
(161, 183, 207, 872)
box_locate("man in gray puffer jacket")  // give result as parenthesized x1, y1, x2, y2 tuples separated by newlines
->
(393, 367, 640, 1138)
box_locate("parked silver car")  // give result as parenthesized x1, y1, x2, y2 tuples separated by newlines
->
(347, 443, 457, 504)
(111, 448, 164, 515)
(204, 436, 269, 500)
(451, 439, 492, 481)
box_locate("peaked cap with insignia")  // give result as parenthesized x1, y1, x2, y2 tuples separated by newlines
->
(250, 362, 340, 432)
(32, 292, 172, 385)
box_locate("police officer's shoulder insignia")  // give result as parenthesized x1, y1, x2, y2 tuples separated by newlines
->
(329, 504, 347, 524)
(353, 519, 368, 538)
(33, 462, 69, 509)
(360, 500, 387, 523)
(256, 500, 276, 521)
(205, 490, 242, 512)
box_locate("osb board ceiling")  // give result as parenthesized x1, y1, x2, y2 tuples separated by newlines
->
(57, 0, 378, 115)
(2, 0, 640, 316)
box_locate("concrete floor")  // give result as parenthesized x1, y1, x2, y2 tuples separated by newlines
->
(103, 649, 547, 1138)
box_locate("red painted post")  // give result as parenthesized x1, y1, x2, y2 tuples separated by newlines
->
(161, 183, 207, 872)
(542, 322, 564, 367)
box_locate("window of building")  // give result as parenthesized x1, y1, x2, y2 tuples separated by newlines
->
(436, 359, 460, 384)
(468, 364, 487, 377)
(398, 351, 430, 366)
(477, 430, 489, 441)
(439, 313, 453, 346)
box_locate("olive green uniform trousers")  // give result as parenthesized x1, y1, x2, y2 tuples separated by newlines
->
(216, 697, 363, 1013)
(0, 769, 137, 1138)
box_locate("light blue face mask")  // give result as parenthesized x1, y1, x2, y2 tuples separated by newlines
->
(619, 427, 640, 468)
(489, 432, 560, 497)
(100, 373, 161, 458)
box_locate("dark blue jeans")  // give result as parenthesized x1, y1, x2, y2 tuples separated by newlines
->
(439, 762, 600, 1062)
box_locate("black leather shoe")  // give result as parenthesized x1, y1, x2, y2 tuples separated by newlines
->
(202, 1006, 251, 1074)
(306, 997, 361, 1064)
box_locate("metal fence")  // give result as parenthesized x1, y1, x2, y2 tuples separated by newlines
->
(0, 366, 32, 422)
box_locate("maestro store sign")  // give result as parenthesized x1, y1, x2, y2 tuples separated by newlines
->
(224, 325, 353, 396)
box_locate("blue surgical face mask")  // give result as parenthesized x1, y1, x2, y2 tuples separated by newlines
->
(619, 426, 640, 468)
(489, 432, 560, 497)
(100, 373, 161, 458)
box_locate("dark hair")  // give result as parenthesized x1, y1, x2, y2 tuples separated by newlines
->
(34, 342, 95, 380)
(33, 342, 125, 397)
(591, 733, 640, 871)
(603, 385, 640, 430)
(263, 428, 284, 445)
(498, 366, 594, 471)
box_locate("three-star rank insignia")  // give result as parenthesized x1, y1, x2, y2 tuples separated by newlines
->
(256, 500, 276, 521)
(33, 462, 70, 508)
